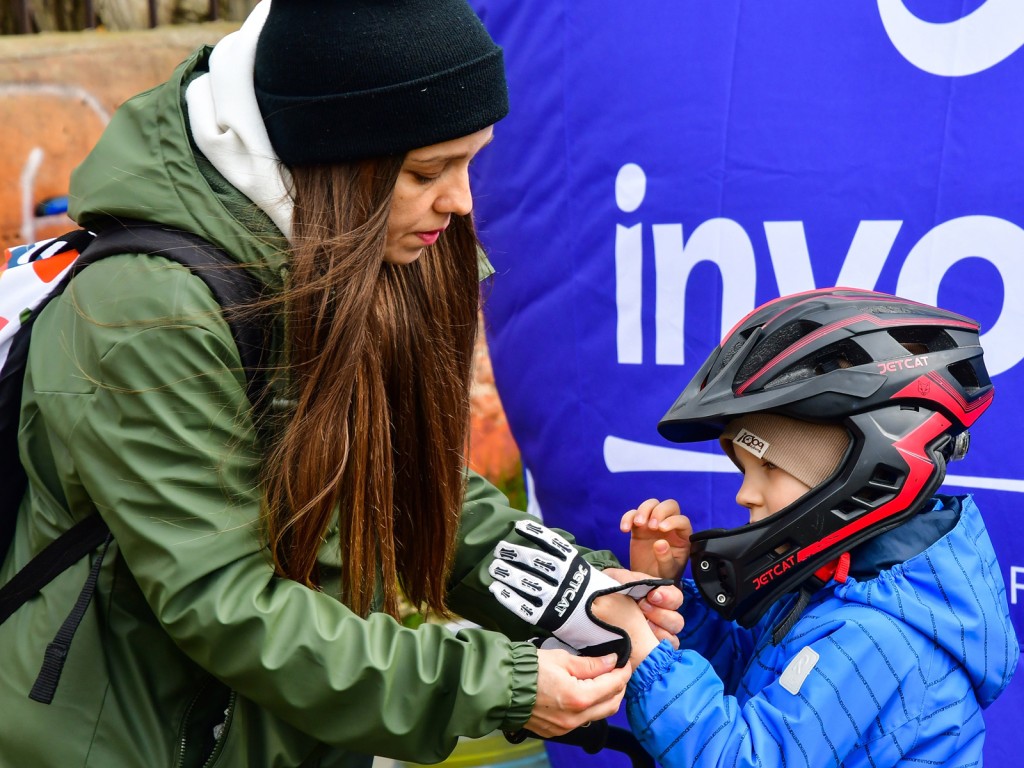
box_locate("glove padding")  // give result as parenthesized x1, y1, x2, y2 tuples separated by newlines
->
(488, 519, 672, 667)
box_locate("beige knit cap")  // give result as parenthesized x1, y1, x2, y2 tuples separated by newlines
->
(720, 414, 850, 488)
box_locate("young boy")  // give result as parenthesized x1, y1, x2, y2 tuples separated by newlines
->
(492, 288, 1019, 767)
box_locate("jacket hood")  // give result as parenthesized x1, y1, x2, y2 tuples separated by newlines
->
(837, 494, 1018, 707)
(68, 46, 286, 292)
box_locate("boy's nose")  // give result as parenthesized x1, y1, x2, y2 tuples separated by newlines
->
(735, 476, 759, 510)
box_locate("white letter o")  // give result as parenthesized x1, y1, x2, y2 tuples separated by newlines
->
(895, 215, 1024, 377)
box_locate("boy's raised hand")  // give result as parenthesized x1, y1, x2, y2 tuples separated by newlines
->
(621, 498, 692, 581)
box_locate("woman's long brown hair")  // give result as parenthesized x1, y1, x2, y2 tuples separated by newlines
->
(260, 157, 480, 618)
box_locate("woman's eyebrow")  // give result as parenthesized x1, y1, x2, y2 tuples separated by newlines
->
(408, 136, 495, 164)
(407, 154, 450, 164)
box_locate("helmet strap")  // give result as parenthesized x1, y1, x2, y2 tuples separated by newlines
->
(770, 552, 850, 645)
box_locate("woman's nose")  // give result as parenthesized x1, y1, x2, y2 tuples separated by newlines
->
(437, 170, 473, 216)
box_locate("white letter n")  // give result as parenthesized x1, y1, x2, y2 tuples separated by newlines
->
(652, 218, 756, 366)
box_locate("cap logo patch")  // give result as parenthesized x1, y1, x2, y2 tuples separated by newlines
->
(734, 428, 769, 459)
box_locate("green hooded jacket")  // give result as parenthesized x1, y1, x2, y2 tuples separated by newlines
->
(0, 47, 618, 768)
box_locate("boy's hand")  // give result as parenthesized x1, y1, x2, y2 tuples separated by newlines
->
(621, 498, 692, 581)
(590, 594, 660, 670)
(602, 568, 683, 647)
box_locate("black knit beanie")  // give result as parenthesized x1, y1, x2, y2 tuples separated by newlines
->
(253, 0, 509, 166)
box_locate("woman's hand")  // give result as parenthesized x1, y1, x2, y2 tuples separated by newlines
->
(524, 651, 632, 737)
(621, 498, 692, 581)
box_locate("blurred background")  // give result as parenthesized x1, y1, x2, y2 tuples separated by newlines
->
(2, 1, 1021, 766)
(467, 2, 1024, 766)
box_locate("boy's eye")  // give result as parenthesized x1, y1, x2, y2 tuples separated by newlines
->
(762, 461, 778, 471)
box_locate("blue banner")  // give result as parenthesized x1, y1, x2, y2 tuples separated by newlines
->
(470, 1, 1024, 765)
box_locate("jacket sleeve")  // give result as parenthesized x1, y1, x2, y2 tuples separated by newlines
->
(30, 256, 537, 762)
(625, 600, 947, 768)
(675, 580, 758, 692)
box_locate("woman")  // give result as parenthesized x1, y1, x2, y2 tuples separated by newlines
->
(0, 1, 682, 766)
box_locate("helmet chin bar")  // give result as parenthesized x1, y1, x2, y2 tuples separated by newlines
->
(690, 405, 954, 628)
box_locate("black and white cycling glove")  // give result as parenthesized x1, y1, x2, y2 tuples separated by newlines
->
(488, 519, 671, 667)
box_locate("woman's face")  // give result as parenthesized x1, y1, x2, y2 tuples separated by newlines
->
(385, 125, 495, 265)
(733, 447, 811, 524)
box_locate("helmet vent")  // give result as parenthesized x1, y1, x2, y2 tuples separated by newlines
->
(947, 360, 981, 392)
(735, 320, 819, 387)
(833, 500, 866, 521)
(869, 465, 902, 487)
(811, 340, 870, 374)
(762, 339, 871, 389)
(843, 465, 903, 510)
(715, 329, 755, 378)
(773, 539, 798, 557)
(887, 327, 956, 353)
(851, 485, 895, 507)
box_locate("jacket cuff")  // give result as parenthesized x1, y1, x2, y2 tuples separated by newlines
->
(583, 550, 622, 571)
(627, 639, 681, 697)
(500, 641, 540, 730)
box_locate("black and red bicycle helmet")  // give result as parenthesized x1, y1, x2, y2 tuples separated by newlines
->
(658, 287, 994, 631)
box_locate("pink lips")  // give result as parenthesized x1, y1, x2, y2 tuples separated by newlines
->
(416, 229, 443, 246)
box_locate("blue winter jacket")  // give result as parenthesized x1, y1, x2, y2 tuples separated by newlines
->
(626, 494, 1019, 767)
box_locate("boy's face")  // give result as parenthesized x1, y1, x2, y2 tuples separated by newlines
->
(733, 447, 811, 523)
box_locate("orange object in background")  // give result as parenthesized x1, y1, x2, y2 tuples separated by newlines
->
(469, 314, 522, 488)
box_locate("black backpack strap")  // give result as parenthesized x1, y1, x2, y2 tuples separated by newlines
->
(0, 515, 110, 626)
(29, 530, 113, 704)
(81, 222, 269, 408)
(0, 515, 113, 706)
(0, 229, 100, 560)
(1, 221, 270, 703)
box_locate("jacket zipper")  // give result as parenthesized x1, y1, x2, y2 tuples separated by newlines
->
(175, 687, 201, 768)
(175, 686, 236, 768)
(202, 691, 236, 768)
